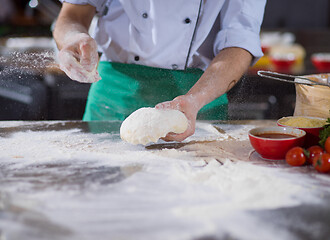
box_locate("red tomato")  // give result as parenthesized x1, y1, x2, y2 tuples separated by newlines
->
(325, 136, 330, 154)
(313, 152, 330, 173)
(285, 147, 306, 166)
(306, 145, 324, 165)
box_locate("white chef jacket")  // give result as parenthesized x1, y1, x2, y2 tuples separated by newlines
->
(61, 0, 266, 71)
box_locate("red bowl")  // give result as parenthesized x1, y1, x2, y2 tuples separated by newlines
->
(261, 45, 270, 54)
(277, 116, 326, 148)
(249, 127, 306, 160)
(269, 54, 296, 71)
(270, 58, 296, 68)
(311, 53, 330, 71)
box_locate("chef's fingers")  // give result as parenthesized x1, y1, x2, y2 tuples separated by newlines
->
(59, 51, 85, 78)
(58, 51, 100, 83)
(162, 122, 195, 142)
(155, 101, 175, 110)
(156, 96, 191, 113)
(79, 40, 99, 72)
(66, 67, 100, 83)
(161, 133, 186, 142)
(69, 67, 101, 83)
(161, 130, 192, 142)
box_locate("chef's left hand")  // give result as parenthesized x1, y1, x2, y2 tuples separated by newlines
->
(155, 95, 200, 142)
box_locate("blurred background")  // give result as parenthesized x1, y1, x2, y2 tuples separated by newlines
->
(0, 0, 329, 121)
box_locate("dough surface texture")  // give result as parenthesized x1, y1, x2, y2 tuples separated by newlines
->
(120, 107, 188, 145)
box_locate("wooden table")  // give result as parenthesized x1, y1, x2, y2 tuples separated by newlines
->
(0, 120, 329, 240)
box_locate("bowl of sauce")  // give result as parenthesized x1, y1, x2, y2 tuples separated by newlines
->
(249, 126, 306, 160)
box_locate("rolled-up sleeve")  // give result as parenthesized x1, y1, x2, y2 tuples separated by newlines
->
(214, 0, 266, 64)
(60, 0, 107, 14)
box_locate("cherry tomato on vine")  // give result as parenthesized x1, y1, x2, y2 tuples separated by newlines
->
(285, 147, 306, 166)
(325, 136, 330, 154)
(306, 145, 324, 165)
(313, 152, 330, 173)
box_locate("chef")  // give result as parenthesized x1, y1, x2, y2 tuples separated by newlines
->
(53, 0, 267, 142)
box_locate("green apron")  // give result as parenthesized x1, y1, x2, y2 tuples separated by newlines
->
(83, 61, 228, 121)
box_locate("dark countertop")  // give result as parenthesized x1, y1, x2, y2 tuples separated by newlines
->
(0, 120, 329, 240)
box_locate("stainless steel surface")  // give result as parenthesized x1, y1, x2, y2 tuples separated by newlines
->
(0, 120, 330, 240)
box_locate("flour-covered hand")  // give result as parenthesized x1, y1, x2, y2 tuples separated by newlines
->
(155, 95, 200, 142)
(58, 33, 101, 83)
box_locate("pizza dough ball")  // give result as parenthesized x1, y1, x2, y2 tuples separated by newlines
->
(120, 107, 188, 145)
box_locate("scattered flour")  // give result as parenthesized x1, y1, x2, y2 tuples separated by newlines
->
(0, 120, 66, 128)
(185, 122, 257, 142)
(0, 121, 328, 240)
(0, 51, 57, 76)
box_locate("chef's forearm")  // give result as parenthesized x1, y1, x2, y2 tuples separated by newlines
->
(53, 3, 96, 50)
(187, 47, 253, 110)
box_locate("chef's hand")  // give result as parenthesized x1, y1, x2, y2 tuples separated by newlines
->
(58, 33, 101, 83)
(155, 95, 200, 142)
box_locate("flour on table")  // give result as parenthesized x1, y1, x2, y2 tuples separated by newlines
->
(120, 107, 188, 145)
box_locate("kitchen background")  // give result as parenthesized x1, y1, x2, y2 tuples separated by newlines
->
(0, 0, 329, 121)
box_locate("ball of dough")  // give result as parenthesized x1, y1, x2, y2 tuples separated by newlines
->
(120, 107, 188, 145)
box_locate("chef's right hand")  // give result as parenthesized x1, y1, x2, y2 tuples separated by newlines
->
(58, 33, 101, 83)
(155, 94, 200, 142)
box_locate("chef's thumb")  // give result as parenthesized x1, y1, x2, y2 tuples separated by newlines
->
(155, 101, 174, 110)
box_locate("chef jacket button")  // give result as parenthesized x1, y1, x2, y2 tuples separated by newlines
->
(134, 56, 140, 61)
(172, 64, 178, 70)
(184, 18, 191, 24)
(142, 12, 148, 18)
(102, 6, 109, 16)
